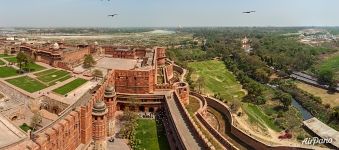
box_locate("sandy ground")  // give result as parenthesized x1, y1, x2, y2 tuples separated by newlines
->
(296, 82, 339, 107)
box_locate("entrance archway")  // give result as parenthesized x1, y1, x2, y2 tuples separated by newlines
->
(139, 106, 145, 112)
(149, 107, 154, 112)
(119, 104, 125, 111)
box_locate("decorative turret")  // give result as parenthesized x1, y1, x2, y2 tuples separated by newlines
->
(103, 85, 117, 137)
(92, 100, 108, 150)
(104, 85, 116, 98)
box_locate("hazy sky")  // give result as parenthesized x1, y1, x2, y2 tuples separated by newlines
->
(0, 0, 339, 27)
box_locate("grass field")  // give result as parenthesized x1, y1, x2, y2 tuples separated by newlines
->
(0, 66, 18, 78)
(34, 69, 57, 76)
(135, 119, 170, 150)
(4, 57, 46, 72)
(48, 75, 72, 86)
(0, 54, 10, 58)
(243, 103, 281, 131)
(0, 59, 5, 65)
(6, 76, 47, 93)
(23, 63, 46, 72)
(296, 82, 339, 107)
(52, 78, 87, 95)
(4, 57, 17, 63)
(316, 54, 339, 80)
(188, 60, 245, 101)
(36, 70, 70, 83)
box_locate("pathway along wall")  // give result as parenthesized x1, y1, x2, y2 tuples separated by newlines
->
(190, 92, 238, 150)
(204, 96, 311, 150)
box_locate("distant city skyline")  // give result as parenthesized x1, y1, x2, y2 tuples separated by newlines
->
(1, 0, 339, 27)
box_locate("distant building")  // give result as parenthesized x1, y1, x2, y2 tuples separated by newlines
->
(241, 36, 252, 53)
(20, 42, 90, 70)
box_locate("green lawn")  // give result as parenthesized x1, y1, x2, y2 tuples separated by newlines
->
(19, 123, 33, 132)
(22, 63, 46, 72)
(37, 70, 70, 83)
(4, 57, 17, 63)
(48, 75, 72, 86)
(243, 103, 281, 131)
(135, 119, 170, 150)
(316, 54, 339, 80)
(34, 69, 57, 76)
(188, 60, 245, 101)
(0, 66, 18, 78)
(0, 59, 5, 65)
(0, 54, 10, 58)
(52, 78, 87, 95)
(6, 76, 47, 93)
(4, 57, 46, 72)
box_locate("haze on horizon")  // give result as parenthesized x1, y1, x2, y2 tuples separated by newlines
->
(0, 0, 339, 28)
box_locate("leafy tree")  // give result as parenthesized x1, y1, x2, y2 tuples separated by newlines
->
(280, 93, 292, 109)
(16, 51, 27, 73)
(83, 54, 96, 69)
(30, 112, 42, 130)
(24, 55, 33, 72)
(318, 68, 335, 86)
(93, 69, 103, 80)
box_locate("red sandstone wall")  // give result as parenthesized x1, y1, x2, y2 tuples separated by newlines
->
(135, 48, 146, 58)
(112, 50, 136, 59)
(30, 108, 82, 150)
(63, 47, 90, 65)
(204, 96, 310, 150)
(156, 47, 166, 65)
(165, 64, 174, 82)
(114, 69, 155, 94)
(5, 70, 117, 150)
(92, 115, 107, 141)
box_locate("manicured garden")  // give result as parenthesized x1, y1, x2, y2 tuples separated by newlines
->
(135, 119, 170, 150)
(52, 78, 87, 95)
(0, 66, 19, 78)
(36, 70, 70, 83)
(6, 76, 47, 93)
(4, 56, 46, 72)
(34, 69, 57, 76)
(188, 60, 245, 101)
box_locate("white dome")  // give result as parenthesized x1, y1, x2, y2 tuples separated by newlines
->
(94, 41, 98, 45)
(53, 43, 60, 49)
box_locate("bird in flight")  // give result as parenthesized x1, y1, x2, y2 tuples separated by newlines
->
(108, 14, 118, 17)
(243, 11, 256, 14)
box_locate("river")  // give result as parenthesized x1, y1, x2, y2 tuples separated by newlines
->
(291, 98, 313, 120)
